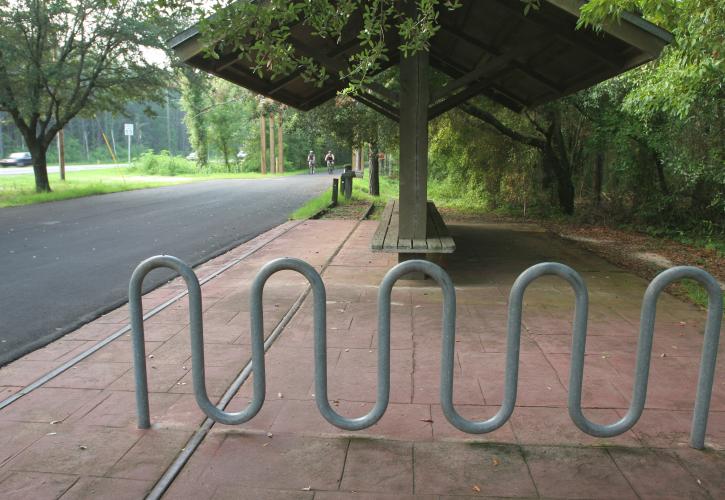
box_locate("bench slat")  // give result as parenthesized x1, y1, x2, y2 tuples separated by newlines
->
(425, 209, 443, 252)
(371, 199, 395, 250)
(383, 200, 401, 250)
(427, 202, 455, 251)
(372, 199, 454, 253)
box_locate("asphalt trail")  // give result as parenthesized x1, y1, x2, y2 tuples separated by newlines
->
(0, 174, 330, 365)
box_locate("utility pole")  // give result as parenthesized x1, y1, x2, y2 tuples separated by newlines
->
(0, 112, 4, 159)
(260, 114, 267, 174)
(268, 114, 276, 174)
(57, 128, 66, 180)
(277, 112, 284, 173)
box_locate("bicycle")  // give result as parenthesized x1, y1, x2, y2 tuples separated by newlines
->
(327, 159, 335, 174)
(308, 160, 316, 175)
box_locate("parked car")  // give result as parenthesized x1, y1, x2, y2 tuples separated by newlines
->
(0, 152, 32, 167)
(185, 152, 198, 161)
(236, 150, 247, 160)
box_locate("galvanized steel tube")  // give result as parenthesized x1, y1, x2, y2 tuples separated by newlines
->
(130, 255, 266, 428)
(568, 266, 722, 449)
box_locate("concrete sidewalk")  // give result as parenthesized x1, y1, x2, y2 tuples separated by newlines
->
(0, 218, 723, 499)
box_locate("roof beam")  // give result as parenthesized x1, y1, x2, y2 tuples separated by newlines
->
(439, 24, 564, 95)
(430, 31, 550, 104)
(428, 68, 516, 120)
(429, 55, 525, 112)
(353, 92, 400, 122)
(362, 81, 399, 104)
(491, 0, 623, 69)
(510, 62, 562, 94)
(267, 68, 304, 95)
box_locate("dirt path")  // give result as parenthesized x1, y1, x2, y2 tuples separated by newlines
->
(321, 203, 723, 303)
(438, 208, 724, 306)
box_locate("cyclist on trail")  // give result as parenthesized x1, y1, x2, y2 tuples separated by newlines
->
(307, 150, 316, 174)
(324, 150, 335, 174)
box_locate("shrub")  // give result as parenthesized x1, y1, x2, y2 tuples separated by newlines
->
(131, 150, 196, 176)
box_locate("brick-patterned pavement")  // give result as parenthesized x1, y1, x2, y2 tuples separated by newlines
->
(0, 219, 722, 499)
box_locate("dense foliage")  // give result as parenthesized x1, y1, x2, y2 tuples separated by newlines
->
(430, 0, 724, 235)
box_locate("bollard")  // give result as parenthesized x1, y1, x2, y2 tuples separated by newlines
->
(341, 165, 354, 199)
(332, 178, 338, 206)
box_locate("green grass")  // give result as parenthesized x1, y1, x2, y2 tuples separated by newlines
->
(427, 177, 489, 213)
(291, 187, 337, 219)
(676, 279, 725, 311)
(0, 167, 190, 207)
(290, 173, 399, 220)
(0, 165, 303, 208)
(292, 173, 494, 221)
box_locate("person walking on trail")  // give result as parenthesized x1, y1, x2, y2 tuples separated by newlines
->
(307, 150, 316, 174)
(324, 150, 335, 174)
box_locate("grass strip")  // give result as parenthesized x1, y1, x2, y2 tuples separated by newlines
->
(0, 167, 303, 208)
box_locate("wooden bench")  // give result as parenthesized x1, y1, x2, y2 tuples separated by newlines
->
(371, 199, 455, 253)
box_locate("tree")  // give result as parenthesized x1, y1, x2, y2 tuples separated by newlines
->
(0, 0, 168, 192)
(205, 80, 259, 171)
(461, 100, 585, 215)
(304, 96, 397, 195)
(179, 67, 210, 167)
(576, 1, 725, 225)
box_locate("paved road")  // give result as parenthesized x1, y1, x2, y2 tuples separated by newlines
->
(0, 174, 330, 365)
(0, 163, 126, 175)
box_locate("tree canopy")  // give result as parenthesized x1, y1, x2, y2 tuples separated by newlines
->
(0, 0, 169, 191)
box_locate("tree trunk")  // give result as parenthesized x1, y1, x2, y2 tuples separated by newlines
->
(29, 141, 51, 192)
(369, 142, 380, 196)
(165, 94, 172, 154)
(654, 152, 669, 195)
(594, 151, 604, 206)
(260, 114, 267, 174)
(268, 115, 276, 174)
(0, 114, 4, 159)
(543, 148, 574, 215)
(58, 129, 66, 181)
(221, 140, 231, 171)
(82, 120, 90, 161)
(277, 112, 284, 173)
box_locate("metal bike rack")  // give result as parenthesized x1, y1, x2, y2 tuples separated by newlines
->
(567, 266, 723, 449)
(130, 256, 722, 449)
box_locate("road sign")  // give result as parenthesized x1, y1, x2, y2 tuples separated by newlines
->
(124, 123, 134, 136)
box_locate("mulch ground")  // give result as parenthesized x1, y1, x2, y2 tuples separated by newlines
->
(316, 200, 373, 220)
(319, 204, 723, 299)
(437, 207, 724, 306)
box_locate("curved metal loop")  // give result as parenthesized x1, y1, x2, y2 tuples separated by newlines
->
(443, 262, 589, 433)
(378, 260, 457, 430)
(130, 255, 265, 428)
(253, 257, 387, 430)
(569, 266, 722, 449)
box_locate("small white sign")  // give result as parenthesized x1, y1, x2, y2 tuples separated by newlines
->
(124, 123, 134, 136)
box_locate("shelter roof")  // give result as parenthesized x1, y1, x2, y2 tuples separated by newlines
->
(169, 0, 671, 118)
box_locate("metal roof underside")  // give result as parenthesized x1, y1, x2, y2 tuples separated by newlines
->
(169, 0, 671, 119)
